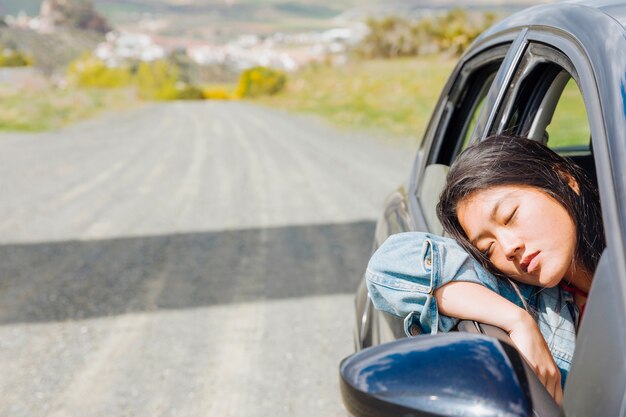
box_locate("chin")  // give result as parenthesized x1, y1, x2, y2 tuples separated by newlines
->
(541, 279, 561, 288)
(537, 270, 564, 288)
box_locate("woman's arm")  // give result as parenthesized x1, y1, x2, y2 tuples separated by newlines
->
(435, 281, 563, 405)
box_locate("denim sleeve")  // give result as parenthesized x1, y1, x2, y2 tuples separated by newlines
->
(533, 286, 578, 386)
(366, 232, 514, 335)
(365, 234, 442, 334)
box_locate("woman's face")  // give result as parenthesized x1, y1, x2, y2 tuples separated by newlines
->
(457, 185, 577, 287)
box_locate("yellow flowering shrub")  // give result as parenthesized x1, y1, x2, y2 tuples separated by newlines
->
(135, 60, 180, 100)
(0, 46, 33, 67)
(172, 83, 204, 100)
(135, 60, 205, 100)
(236, 66, 286, 98)
(202, 87, 232, 100)
(66, 54, 132, 88)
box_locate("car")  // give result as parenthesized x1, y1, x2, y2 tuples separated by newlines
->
(339, 1, 626, 416)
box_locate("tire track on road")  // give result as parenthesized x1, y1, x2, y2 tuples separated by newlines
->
(241, 104, 376, 223)
(174, 103, 209, 221)
(80, 105, 187, 239)
(46, 254, 170, 416)
(0, 107, 177, 241)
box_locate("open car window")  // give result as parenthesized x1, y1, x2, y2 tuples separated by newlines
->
(429, 48, 507, 166)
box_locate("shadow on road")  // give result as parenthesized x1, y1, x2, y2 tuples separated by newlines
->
(0, 220, 375, 325)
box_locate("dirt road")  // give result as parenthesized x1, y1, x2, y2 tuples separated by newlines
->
(0, 102, 415, 416)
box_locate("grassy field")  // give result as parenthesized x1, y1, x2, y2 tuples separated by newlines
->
(257, 57, 590, 148)
(0, 86, 140, 132)
(256, 56, 457, 142)
(0, 55, 588, 143)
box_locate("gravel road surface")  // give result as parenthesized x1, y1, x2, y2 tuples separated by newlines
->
(0, 102, 416, 417)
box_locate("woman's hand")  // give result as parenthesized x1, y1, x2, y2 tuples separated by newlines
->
(508, 312, 563, 405)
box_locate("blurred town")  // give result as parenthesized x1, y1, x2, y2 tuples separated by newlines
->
(3, 0, 369, 73)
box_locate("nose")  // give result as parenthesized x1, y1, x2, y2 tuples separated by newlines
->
(500, 231, 523, 261)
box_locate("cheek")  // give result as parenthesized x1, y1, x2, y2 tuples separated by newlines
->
(535, 198, 574, 235)
(540, 209, 577, 251)
(489, 252, 515, 275)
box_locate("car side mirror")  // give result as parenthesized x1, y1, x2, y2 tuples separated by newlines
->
(340, 333, 534, 417)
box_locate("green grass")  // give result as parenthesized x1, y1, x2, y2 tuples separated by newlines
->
(257, 57, 591, 147)
(255, 56, 456, 141)
(0, 86, 140, 132)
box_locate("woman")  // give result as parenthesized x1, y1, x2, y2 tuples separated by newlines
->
(435, 135, 605, 403)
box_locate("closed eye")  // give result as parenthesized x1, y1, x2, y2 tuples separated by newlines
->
(505, 207, 518, 225)
(481, 243, 493, 258)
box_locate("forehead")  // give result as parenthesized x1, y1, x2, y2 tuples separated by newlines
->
(459, 185, 530, 211)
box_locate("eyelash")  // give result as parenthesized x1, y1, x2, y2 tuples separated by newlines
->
(505, 207, 518, 225)
(482, 243, 493, 258)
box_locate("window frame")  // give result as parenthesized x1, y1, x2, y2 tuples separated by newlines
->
(492, 43, 591, 153)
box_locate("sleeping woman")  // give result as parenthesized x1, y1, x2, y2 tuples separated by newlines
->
(366, 135, 604, 404)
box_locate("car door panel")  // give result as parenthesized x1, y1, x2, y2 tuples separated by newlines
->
(563, 250, 626, 417)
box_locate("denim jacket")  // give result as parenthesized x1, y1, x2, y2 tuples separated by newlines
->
(366, 232, 578, 383)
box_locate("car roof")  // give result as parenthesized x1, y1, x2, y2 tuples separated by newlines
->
(479, 0, 626, 36)
(567, 0, 626, 27)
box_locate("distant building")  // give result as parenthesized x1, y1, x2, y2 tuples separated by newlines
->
(187, 43, 297, 71)
(185, 24, 366, 72)
(95, 31, 165, 65)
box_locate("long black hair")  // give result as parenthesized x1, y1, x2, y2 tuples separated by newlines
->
(437, 135, 605, 278)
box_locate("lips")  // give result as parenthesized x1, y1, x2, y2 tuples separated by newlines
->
(520, 251, 540, 273)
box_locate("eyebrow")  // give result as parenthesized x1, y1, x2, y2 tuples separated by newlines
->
(469, 198, 504, 246)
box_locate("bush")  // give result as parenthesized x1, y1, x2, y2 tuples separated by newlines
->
(173, 83, 205, 100)
(358, 16, 423, 58)
(357, 9, 499, 58)
(236, 66, 286, 98)
(202, 87, 232, 100)
(66, 54, 132, 88)
(135, 60, 179, 100)
(136, 60, 207, 100)
(430, 9, 497, 56)
(0, 46, 33, 67)
(66, 56, 214, 101)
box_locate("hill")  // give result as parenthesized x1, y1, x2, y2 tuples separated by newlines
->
(1, 0, 555, 43)
(0, 26, 102, 74)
